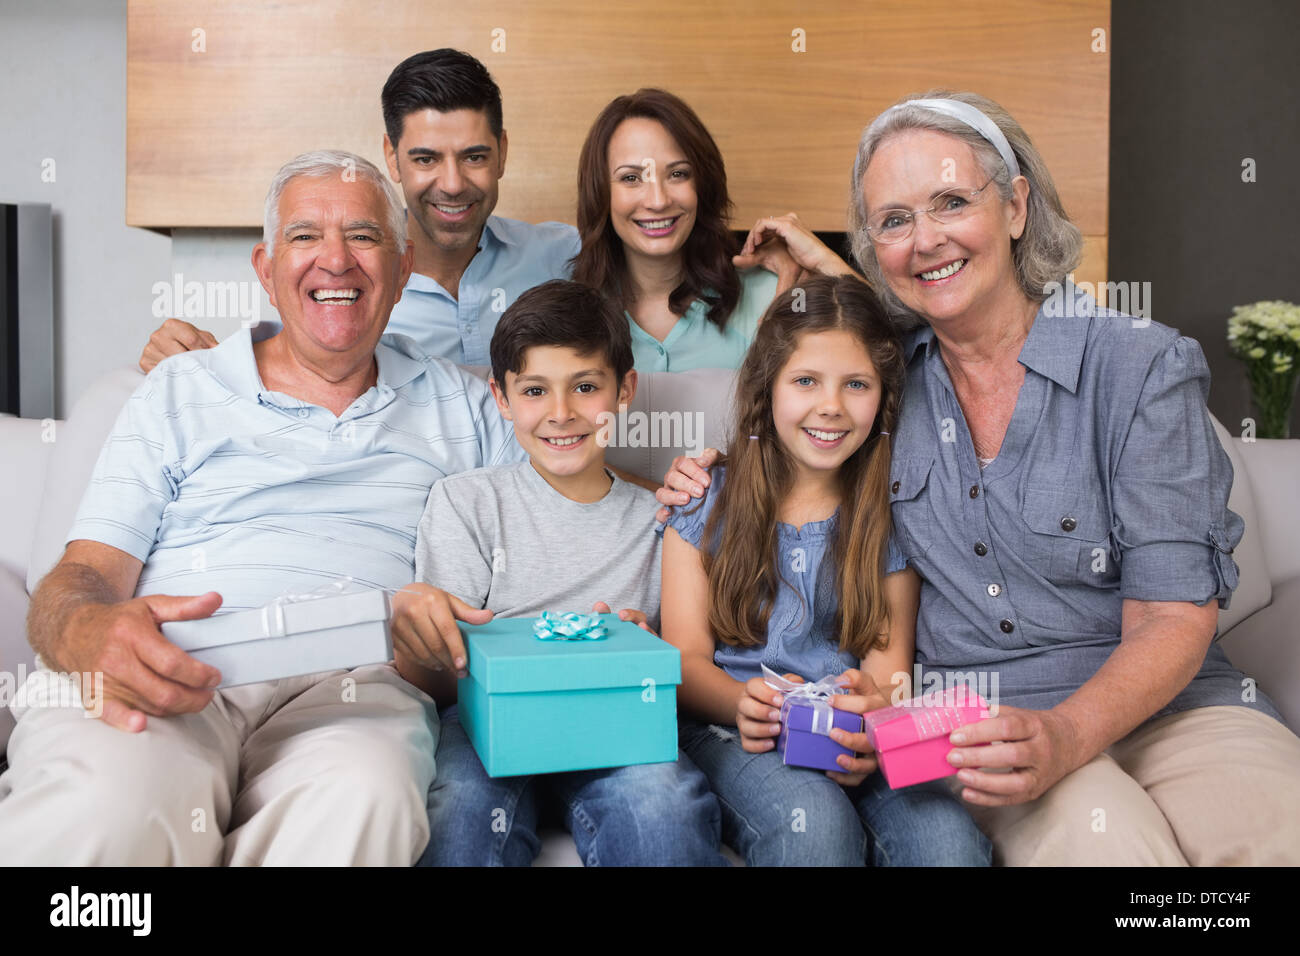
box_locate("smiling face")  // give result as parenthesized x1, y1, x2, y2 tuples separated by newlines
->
(252, 174, 413, 359)
(606, 117, 698, 268)
(861, 128, 1028, 328)
(491, 345, 636, 499)
(383, 107, 506, 256)
(771, 329, 882, 485)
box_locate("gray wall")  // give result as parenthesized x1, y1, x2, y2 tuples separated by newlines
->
(0, 0, 172, 417)
(1110, 0, 1300, 436)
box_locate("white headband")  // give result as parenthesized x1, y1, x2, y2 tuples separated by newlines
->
(873, 97, 1021, 180)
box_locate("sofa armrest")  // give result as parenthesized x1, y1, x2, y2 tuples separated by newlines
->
(1217, 575, 1300, 735)
(0, 564, 35, 758)
(1234, 438, 1300, 586)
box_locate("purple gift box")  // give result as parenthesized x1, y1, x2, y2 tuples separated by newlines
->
(778, 698, 863, 772)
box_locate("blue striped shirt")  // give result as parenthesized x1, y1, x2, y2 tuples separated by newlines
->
(69, 328, 525, 611)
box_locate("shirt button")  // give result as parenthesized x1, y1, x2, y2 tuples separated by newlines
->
(297, 408, 309, 419)
(891, 480, 901, 493)
(1000, 619, 1015, 633)
(1060, 516, 1078, 532)
(657, 345, 665, 354)
(969, 485, 979, 499)
(986, 583, 1002, 597)
(973, 541, 988, 556)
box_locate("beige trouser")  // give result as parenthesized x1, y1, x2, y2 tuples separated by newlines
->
(962, 705, 1300, 865)
(0, 663, 438, 866)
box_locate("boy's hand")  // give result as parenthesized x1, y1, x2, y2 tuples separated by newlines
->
(825, 669, 887, 787)
(735, 672, 802, 753)
(140, 318, 218, 373)
(591, 602, 657, 635)
(391, 583, 492, 679)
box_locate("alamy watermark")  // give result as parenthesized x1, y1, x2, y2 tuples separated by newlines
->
(596, 404, 705, 457)
(151, 273, 261, 327)
(1043, 274, 1152, 327)
(0, 665, 104, 718)
(890, 665, 1000, 715)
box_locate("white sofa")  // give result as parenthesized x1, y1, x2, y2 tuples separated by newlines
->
(2, 363, 1298, 865)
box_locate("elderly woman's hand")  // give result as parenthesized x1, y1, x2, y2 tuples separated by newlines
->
(945, 706, 1085, 806)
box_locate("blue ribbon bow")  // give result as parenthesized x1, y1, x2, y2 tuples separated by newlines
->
(533, 612, 609, 641)
(762, 664, 846, 736)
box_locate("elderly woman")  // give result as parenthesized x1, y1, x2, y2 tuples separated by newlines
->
(662, 91, 1300, 865)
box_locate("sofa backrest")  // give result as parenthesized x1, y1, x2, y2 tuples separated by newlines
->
(25, 365, 1275, 647)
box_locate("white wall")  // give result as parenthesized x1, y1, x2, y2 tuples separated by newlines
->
(0, 0, 170, 416)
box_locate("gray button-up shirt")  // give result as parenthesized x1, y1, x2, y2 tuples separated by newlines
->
(889, 290, 1281, 722)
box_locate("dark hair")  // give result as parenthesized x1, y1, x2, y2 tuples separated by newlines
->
(381, 49, 504, 148)
(490, 280, 634, 390)
(571, 89, 740, 329)
(699, 275, 905, 660)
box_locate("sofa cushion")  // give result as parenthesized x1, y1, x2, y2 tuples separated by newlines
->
(0, 414, 52, 578)
(0, 565, 35, 757)
(1209, 417, 1271, 638)
(27, 367, 144, 594)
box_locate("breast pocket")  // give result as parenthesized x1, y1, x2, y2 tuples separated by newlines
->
(889, 456, 935, 563)
(1021, 489, 1115, 586)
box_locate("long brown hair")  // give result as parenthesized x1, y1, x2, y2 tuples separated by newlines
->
(699, 276, 905, 660)
(571, 88, 740, 328)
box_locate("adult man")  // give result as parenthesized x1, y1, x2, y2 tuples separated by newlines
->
(140, 49, 578, 371)
(0, 151, 524, 865)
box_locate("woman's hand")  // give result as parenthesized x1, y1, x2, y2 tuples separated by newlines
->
(824, 668, 887, 786)
(733, 213, 857, 281)
(736, 673, 801, 753)
(654, 447, 720, 522)
(946, 705, 1084, 806)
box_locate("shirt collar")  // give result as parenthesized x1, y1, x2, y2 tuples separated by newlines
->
(401, 215, 506, 296)
(480, 215, 515, 247)
(901, 288, 1091, 394)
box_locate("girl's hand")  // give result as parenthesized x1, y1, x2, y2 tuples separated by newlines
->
(825, 668, 886, 787)
(591, 602, 657, 636)
(947, 706, 1084, 806)
(733, 213, 857, 280)
(735, 673, 801, 753)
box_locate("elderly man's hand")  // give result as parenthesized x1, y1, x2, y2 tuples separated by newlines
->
(58, 592, 225, 733)
(653, 447, 721, 523)
(946, 706, 1084, 806)
(391, 583, 493, 680)
(139, 318, 219, 374)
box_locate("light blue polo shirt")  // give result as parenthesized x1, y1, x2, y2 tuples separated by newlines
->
(628, 268, 779, 372)
(388, 215, 580, 365)
(69, 328, 525, 612)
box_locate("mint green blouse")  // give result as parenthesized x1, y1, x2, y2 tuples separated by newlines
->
(627, 268, 779, 372)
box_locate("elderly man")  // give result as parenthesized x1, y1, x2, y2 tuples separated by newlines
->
(0, 150, 523, 865)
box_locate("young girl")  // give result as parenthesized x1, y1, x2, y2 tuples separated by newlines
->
(660, 275, 991, 866)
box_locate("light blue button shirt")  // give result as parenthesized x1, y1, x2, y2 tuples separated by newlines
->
(388, 215, 580, 365)
(69, 328, 525, 612)
(629, 268, 779, 372)
(889, 286, 1280, 723)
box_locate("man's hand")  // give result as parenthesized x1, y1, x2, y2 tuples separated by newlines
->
(591, 602, 656, 635)
(947, 706, 1084, 807)
(654, 447, 721, 523)
(139, 319, 219, 374)
(56, 591, 225, 733)
(391, 583, 492, 680)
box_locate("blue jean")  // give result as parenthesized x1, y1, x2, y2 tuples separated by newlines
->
(418, 707, 728, 866)
(679, 720, 991, 866)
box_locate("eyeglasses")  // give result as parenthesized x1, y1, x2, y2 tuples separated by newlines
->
(864, 177, 997, 244)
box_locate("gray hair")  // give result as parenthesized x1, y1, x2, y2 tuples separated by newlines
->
(847, 90, 1082, 323)
(262, 149, 407, 252)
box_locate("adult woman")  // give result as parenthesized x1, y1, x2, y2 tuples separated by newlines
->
(664, 91, 1300, 865)
(572, 89, 793, 372)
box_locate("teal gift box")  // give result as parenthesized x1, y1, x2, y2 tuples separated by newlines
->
(457, 613, 681, 777)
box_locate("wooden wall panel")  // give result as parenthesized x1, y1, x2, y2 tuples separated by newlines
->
(127, 0, 1109, 277)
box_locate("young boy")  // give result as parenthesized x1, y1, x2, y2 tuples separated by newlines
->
(394, 280, 725, 867)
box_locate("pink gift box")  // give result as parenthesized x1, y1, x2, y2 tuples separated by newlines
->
(862, 688, 991, 789)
